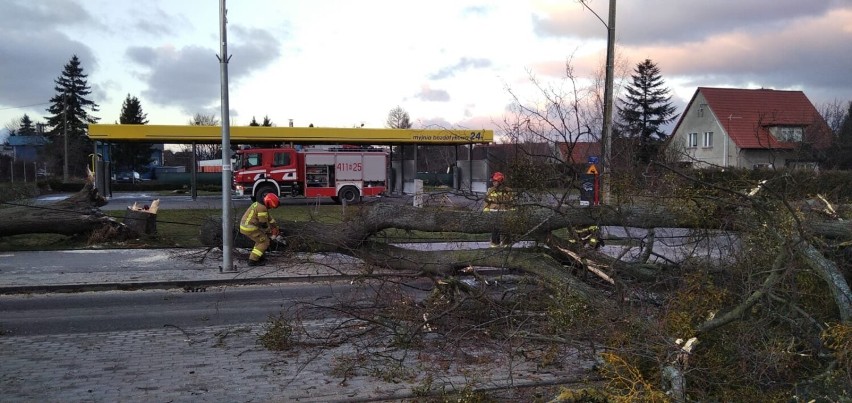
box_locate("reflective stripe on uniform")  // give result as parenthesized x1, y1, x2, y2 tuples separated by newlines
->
(241, 201, 275, 235)
(241, 202, 259, 227)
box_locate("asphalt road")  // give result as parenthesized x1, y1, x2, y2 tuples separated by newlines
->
(0, 281, 357, 336)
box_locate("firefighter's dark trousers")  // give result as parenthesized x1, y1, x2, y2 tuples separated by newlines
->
(487, 210, 512, 246)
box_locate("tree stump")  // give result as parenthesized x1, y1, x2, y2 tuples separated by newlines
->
(123, 200, 159, 237)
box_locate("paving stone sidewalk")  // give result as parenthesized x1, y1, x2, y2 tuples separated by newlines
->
(0, 248, 595, 401)
(0, 320, 591, 402)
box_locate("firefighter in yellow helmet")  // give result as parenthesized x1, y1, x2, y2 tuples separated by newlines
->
(483, 171, 514, 247)
(240, 193, 281, 266)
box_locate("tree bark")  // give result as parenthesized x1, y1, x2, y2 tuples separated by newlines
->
(0, 180, 123, 237)
(123, 208, 157, 237)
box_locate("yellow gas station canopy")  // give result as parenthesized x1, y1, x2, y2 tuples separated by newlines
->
(87, 124, 493, 145)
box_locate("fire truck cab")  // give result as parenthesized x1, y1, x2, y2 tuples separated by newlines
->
(233, 146, 388, 204)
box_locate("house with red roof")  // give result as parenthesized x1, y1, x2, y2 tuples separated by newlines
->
(557, 141, 601, 165)
(671, 87, 832, 169)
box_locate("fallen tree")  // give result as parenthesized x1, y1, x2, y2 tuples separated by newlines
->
(201, 197, 852, 314)
(2, 167, 849, 400)
(0, 174, 134, 239)
(200, 183, 851, 401)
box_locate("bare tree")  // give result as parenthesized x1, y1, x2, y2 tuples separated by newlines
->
(189, 113, 219, 126)
(179, 113, 222, 160)
(819, 99, 850, 135)
(4, 116, 23, 136)
(386, 106, 412, 129)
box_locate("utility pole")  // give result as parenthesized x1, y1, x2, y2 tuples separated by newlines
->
(579, 0, 617, 205)
(218, 0, 235, 272)
(63, 93, 69, 183)
(600, 0, 616, 205)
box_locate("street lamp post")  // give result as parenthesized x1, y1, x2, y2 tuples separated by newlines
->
(218, 0, 235, 272)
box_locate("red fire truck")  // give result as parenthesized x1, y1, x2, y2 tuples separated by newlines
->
(232, 146, 388, 204)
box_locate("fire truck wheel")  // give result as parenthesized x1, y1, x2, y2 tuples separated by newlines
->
(255, 185, 277, 204)
(337, 186, 360, 204)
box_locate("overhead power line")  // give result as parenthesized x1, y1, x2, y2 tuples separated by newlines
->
(0, 102, 51, 112)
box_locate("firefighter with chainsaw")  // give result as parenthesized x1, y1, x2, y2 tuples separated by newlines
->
(240, 193, 281, 266)
(483, 171, 514, 247)
(571, 225, 603, 249)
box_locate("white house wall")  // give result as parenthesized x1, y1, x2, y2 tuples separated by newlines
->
(738, 149, 798, 169)
(673, 92, 735, 168)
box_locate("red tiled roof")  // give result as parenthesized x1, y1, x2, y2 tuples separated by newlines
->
(558, 141, 601, 164)
(681, 87, 832, 150)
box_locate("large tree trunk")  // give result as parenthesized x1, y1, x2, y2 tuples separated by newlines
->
(0, 180, 125, 238)
(201, 202, 851, 314)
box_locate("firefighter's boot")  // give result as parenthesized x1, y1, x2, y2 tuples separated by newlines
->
(247, 259, 263, 267)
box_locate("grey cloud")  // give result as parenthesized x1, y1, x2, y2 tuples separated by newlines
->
(532, 1, 852, 105)
(534, 0, 837, 46)
(415, 87, 451, 102)
(229, 26, 283, 78)
(127, 47, 159, 65)
(127, 4, 193, 37)
(129, 45, 220, 113)
(0, 0, 97, 116)
(429, 58, 492, 80)
(134, 18, 175, 37)
(0, 0, 91, 30)
(127, 26, 282, 113)
(661, 17, 852, 104)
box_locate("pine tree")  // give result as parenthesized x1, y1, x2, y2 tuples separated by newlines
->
(261, 115, 273, 127)
(616, 59, 677, 163)
(43, 55, 100, 179)
(112, 94, 154, 172)
(249, 116, 260, 126)
(18, 114, 38, 136)
(119, 94, 148, 125)
(835, 101, 852, 169)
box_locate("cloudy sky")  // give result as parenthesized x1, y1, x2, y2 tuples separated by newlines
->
(1, 0, 850, 139)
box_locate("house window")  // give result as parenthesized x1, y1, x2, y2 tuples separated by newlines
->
(703, 132, 713, 148)
(771, 126, 804, 142)
(687, 132, 698, 148)
(697, 104, 706, 118)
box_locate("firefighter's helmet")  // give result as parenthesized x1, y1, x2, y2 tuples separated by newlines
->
(491, 172, 505, 183)
(263, 193, 280, 209)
